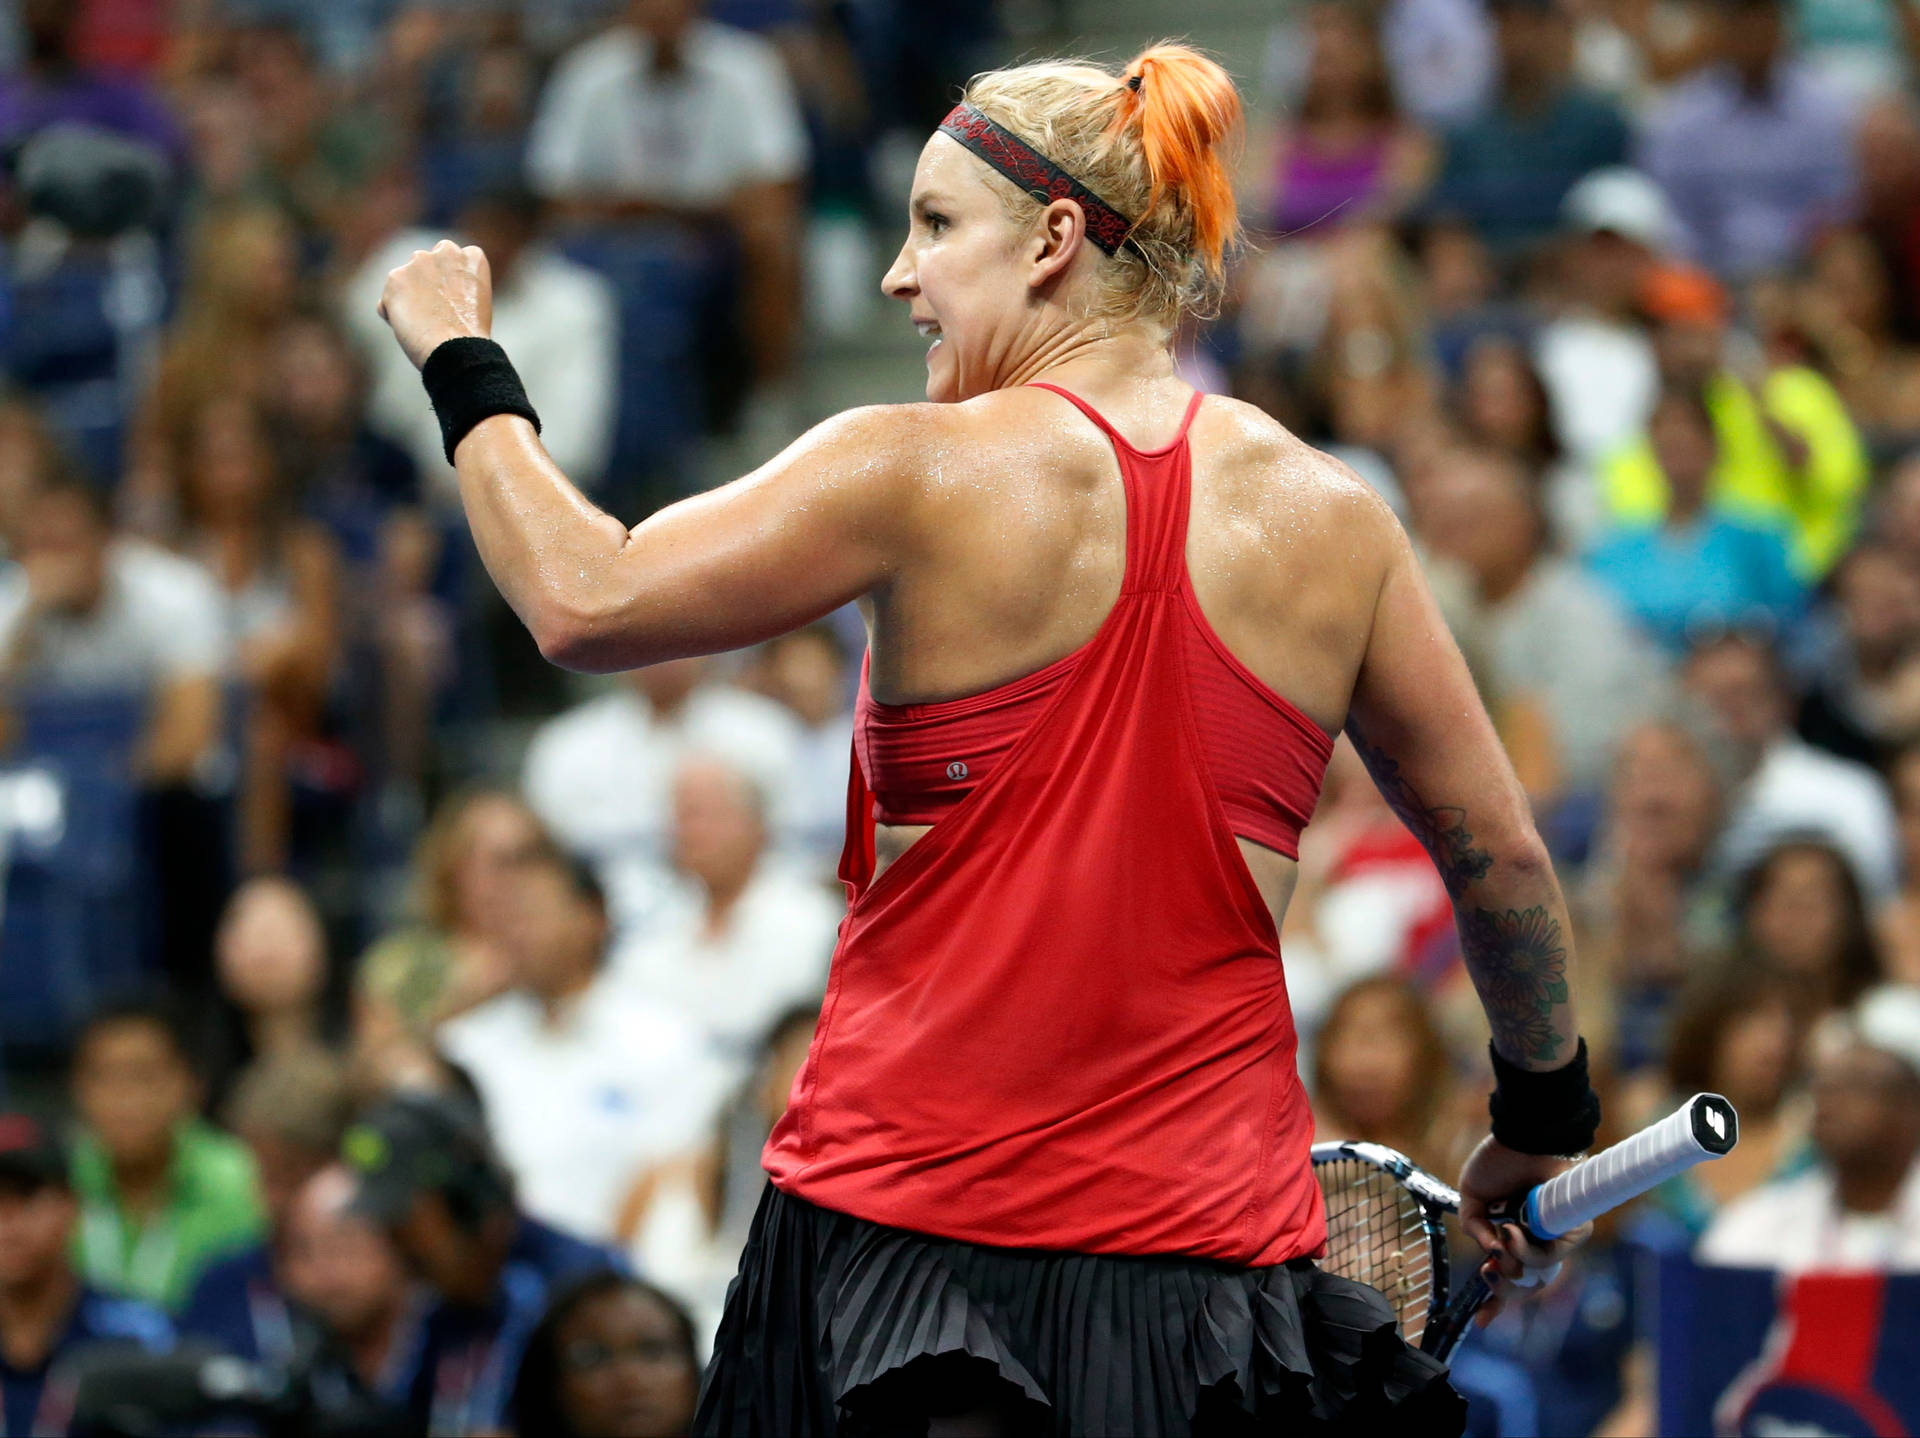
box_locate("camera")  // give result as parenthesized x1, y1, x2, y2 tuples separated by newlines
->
(67, 1335, 412, 1438)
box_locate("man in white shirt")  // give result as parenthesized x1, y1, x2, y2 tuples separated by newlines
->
(1683, 630, 1900, 898)
(522, 656, 803, 937)
(1533, 169, 1671, 492)
(342, 188, 618, 505)
(0, 478, 227, 783)
(525, 0, 807, 390)
(438, 851, 722, 1243)
(1416, 448, 1669, 800)
(612, 755, 836, 1082)
(1701, 985, 1920, 1272)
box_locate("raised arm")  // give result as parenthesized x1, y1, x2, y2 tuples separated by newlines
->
(1345, 509, 1592, 1294)
(377, 242, 918, 673)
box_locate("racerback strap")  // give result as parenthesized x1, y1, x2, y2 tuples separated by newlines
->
(1027, 382, 1204, 595)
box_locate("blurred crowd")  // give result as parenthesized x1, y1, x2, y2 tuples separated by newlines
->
(0, 0, 1910, 1432)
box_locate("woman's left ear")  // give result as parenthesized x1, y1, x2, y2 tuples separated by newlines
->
(1028, 199, 1086, 289)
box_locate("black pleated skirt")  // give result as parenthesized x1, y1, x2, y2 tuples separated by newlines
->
(694, 1185, 1466, 1437)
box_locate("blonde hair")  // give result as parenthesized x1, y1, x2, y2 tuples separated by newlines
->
(959, 43, 1244, 329)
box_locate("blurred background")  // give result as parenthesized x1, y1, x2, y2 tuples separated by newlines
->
(0, 0, 1912, 1433)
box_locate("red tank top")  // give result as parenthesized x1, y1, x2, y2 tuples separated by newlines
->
(854, 392, 1331, 858)
(764, 385, 1332, 1266)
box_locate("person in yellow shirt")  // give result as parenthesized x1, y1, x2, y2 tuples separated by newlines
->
(1600, 267, 1868, 579)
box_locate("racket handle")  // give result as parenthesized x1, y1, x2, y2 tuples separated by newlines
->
(1519, 1092, 1738, 1241)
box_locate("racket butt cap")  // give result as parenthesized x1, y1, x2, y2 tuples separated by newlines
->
(1689, 1093, 1738, 1156)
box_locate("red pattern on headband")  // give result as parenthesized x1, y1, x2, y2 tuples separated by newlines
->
(937, 103, 1136, 256)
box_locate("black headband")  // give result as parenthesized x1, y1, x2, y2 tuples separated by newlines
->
(936, 102, 1137, 256)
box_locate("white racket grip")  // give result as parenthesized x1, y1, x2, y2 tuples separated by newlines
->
(1520, 1093, 1739, 1241)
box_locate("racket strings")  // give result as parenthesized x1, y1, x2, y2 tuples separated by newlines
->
(1314, 1157, 1438, 1345)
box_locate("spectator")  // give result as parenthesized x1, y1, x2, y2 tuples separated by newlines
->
(1454, 334, 1562, 480)
(69, 997, 265, 1311)
(261, 310, 422, 560)
(279, 1164, 420, 1399)
(1700, 984, 1920, 1269)
(0, 476, 226, 786)
(172, 393, 340, 872)
(1639, 0, 1858, 279)
(1797, 541, 1920, 767)
(1255, 4, 1436, 237)
(418, 32, 542, 225)
(1600, 267, 1871, 581)
(211, 877, 337, 1103)
(1588, 385, 1805, 653)
(1310, 977, 1458, 1175)
(1788, 230, 1920, 446)
(130, 203, 300, 531)
(259, 308, 446, 807)
(0, 0, 185, 165)
(1793, 0, 1918, 100)
(617, 1002, 815, 1340)
(439, 851, 723, 1242)
(1855, 96, 1920, 339)
(1533, 167, 1672, 475)
(1682, 629, 1900, 897)
(227, 21, 392, 242)
(1880, 451, 1920, 573)
(526, 0, 808, 393)
(1416, 446, 1666, 805)
(0, 400, 75, 558)
(1429, 0, 1630, 256)
(509, 1270, 701, 1438)
(1645, 965, 1808, 1238)
(750, 621, 853, 871)
(179, 1049, 351, 1363)
(1372, 0, 1495, 128)
(523, 657, 802, 934)
(1280, 738, 1458, 1016)
(346, 184, 618, 503)
(613, 755, 838, 1077)
(1734, 837, 1884, 1019)
(1581, 710, 1739, 1067)
(354, 788, 556, 1076)
(340, 1090, 621, 1436)
(1880, 741, 1920, 983)
(0, 1111, 172, 1436)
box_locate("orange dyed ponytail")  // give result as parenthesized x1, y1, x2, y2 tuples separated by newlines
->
(1108, 44, 1243, 281)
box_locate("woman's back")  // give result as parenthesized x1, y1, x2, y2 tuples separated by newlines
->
(756, 366, 1344, 1259)
(867, 381, 1385, 746)
(861, 374, 1394, 914)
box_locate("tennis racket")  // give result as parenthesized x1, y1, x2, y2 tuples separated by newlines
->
(1311, 1091, 1740, 1361)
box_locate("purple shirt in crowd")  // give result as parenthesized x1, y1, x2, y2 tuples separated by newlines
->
(1639, 61, 1856, 279)
(0, 68, 184, 166)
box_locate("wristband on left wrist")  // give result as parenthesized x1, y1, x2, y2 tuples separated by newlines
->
(420, 337, 541, 465)
(1488, 1037, 1602, 1156)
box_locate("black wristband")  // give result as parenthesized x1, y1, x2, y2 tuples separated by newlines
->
(1488, 1037, 1602, 1156)
(420, 337, 541, 465)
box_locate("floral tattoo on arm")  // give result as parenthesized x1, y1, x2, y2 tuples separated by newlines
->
(1460, 905, 1570, 1066)
(1347, 726, 1493, 894)
(1348, 722, 1570, 1067)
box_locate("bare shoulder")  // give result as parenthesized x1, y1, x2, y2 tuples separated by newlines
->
(1195, 395, 1403, 551)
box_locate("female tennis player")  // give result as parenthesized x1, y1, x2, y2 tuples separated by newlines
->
(379, 44, 1597, 1437)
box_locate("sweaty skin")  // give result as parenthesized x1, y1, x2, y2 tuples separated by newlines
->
(378, 130, 1582, 1301)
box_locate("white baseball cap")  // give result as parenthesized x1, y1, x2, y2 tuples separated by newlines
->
(1561, 167, 1678, 253)
(1853, 983, 1920, 1082)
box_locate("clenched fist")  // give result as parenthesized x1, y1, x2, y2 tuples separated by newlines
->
(378, 239, 494, 370)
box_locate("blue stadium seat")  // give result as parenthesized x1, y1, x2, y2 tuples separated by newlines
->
(553, 228, 719, 497)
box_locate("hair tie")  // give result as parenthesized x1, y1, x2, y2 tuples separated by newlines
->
(1128, 73, 1143, 91)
